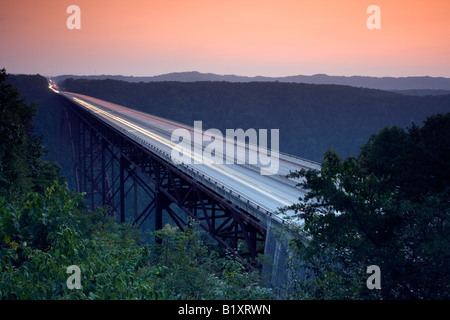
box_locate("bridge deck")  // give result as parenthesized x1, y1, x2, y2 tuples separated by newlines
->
(61, 91, 320, 225)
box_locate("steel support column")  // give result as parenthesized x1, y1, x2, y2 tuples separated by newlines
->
(62, 97, 266, 267)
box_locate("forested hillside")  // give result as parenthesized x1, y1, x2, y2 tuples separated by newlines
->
(60, 78, 450, 162)
(5, 74, 73, 185)
(7, 74, 450, 170)
(53, 72, 450, 91)
(1, 72, 448, 300)
(0, 70, 272, 300)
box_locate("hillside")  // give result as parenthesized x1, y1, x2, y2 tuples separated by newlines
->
(60, 78, 450, 162)
(53, 72, 450, 91)
(5, 74, 450, 174)
(3, 73, 449, 300)
(5, 74, 73, 184)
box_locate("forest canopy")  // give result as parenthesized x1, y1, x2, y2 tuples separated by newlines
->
(284, 113, 450, 299)
(0, 70, 272, 300)
(1, 72, 448, 300)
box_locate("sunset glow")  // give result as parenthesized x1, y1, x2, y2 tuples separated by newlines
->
(1, 0, 449, 77)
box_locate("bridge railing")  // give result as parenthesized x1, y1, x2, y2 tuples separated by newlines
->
(124, 128, 289, 226)
(70, 97, 294, 227)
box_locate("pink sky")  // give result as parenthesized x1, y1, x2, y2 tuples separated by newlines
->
(1, 0, 450, 77)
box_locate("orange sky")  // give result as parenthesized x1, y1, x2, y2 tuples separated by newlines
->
(1, 0, 449, 77)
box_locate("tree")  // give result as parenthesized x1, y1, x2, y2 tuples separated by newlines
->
(0, 70, 273, 300)
(283, 114, 450, 299)
(0, 183, 161, 299)
(0, 68, 61, 203)
(147, 222, 273, 299)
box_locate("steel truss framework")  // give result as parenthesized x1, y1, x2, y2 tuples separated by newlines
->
(62, 98, 266, 265)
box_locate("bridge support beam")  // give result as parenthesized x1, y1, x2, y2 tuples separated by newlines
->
(62, 96, 267, 269)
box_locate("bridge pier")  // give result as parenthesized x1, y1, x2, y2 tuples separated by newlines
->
(262, 219, 309, 295)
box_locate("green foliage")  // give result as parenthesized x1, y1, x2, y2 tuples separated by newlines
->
(0, 183, 159, 299)
(283, 114, 450, 299)
(12, 73, 449, 300)
(0, 69, 62, 203)
(148, 223, 209, 298)
(0, 185, 272, 300)
(5, 73, 72, 187)
(146, 223, 272, 299)
(0, 70, 272, 300)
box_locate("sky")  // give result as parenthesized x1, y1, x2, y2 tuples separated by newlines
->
(1, 0, 450, 77)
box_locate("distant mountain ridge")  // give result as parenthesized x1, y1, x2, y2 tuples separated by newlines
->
(52, 71, 450, 92)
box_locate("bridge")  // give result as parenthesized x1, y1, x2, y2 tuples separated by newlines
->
(50, 83, 321, 286)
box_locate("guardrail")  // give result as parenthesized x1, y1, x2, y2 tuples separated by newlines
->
(122, 128, 289, 226)
(67, 94, 299, 227)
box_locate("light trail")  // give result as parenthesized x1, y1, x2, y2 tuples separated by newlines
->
(71, 96, 297, 207)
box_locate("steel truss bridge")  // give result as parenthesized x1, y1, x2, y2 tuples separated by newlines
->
(56, 89, 320, 273)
